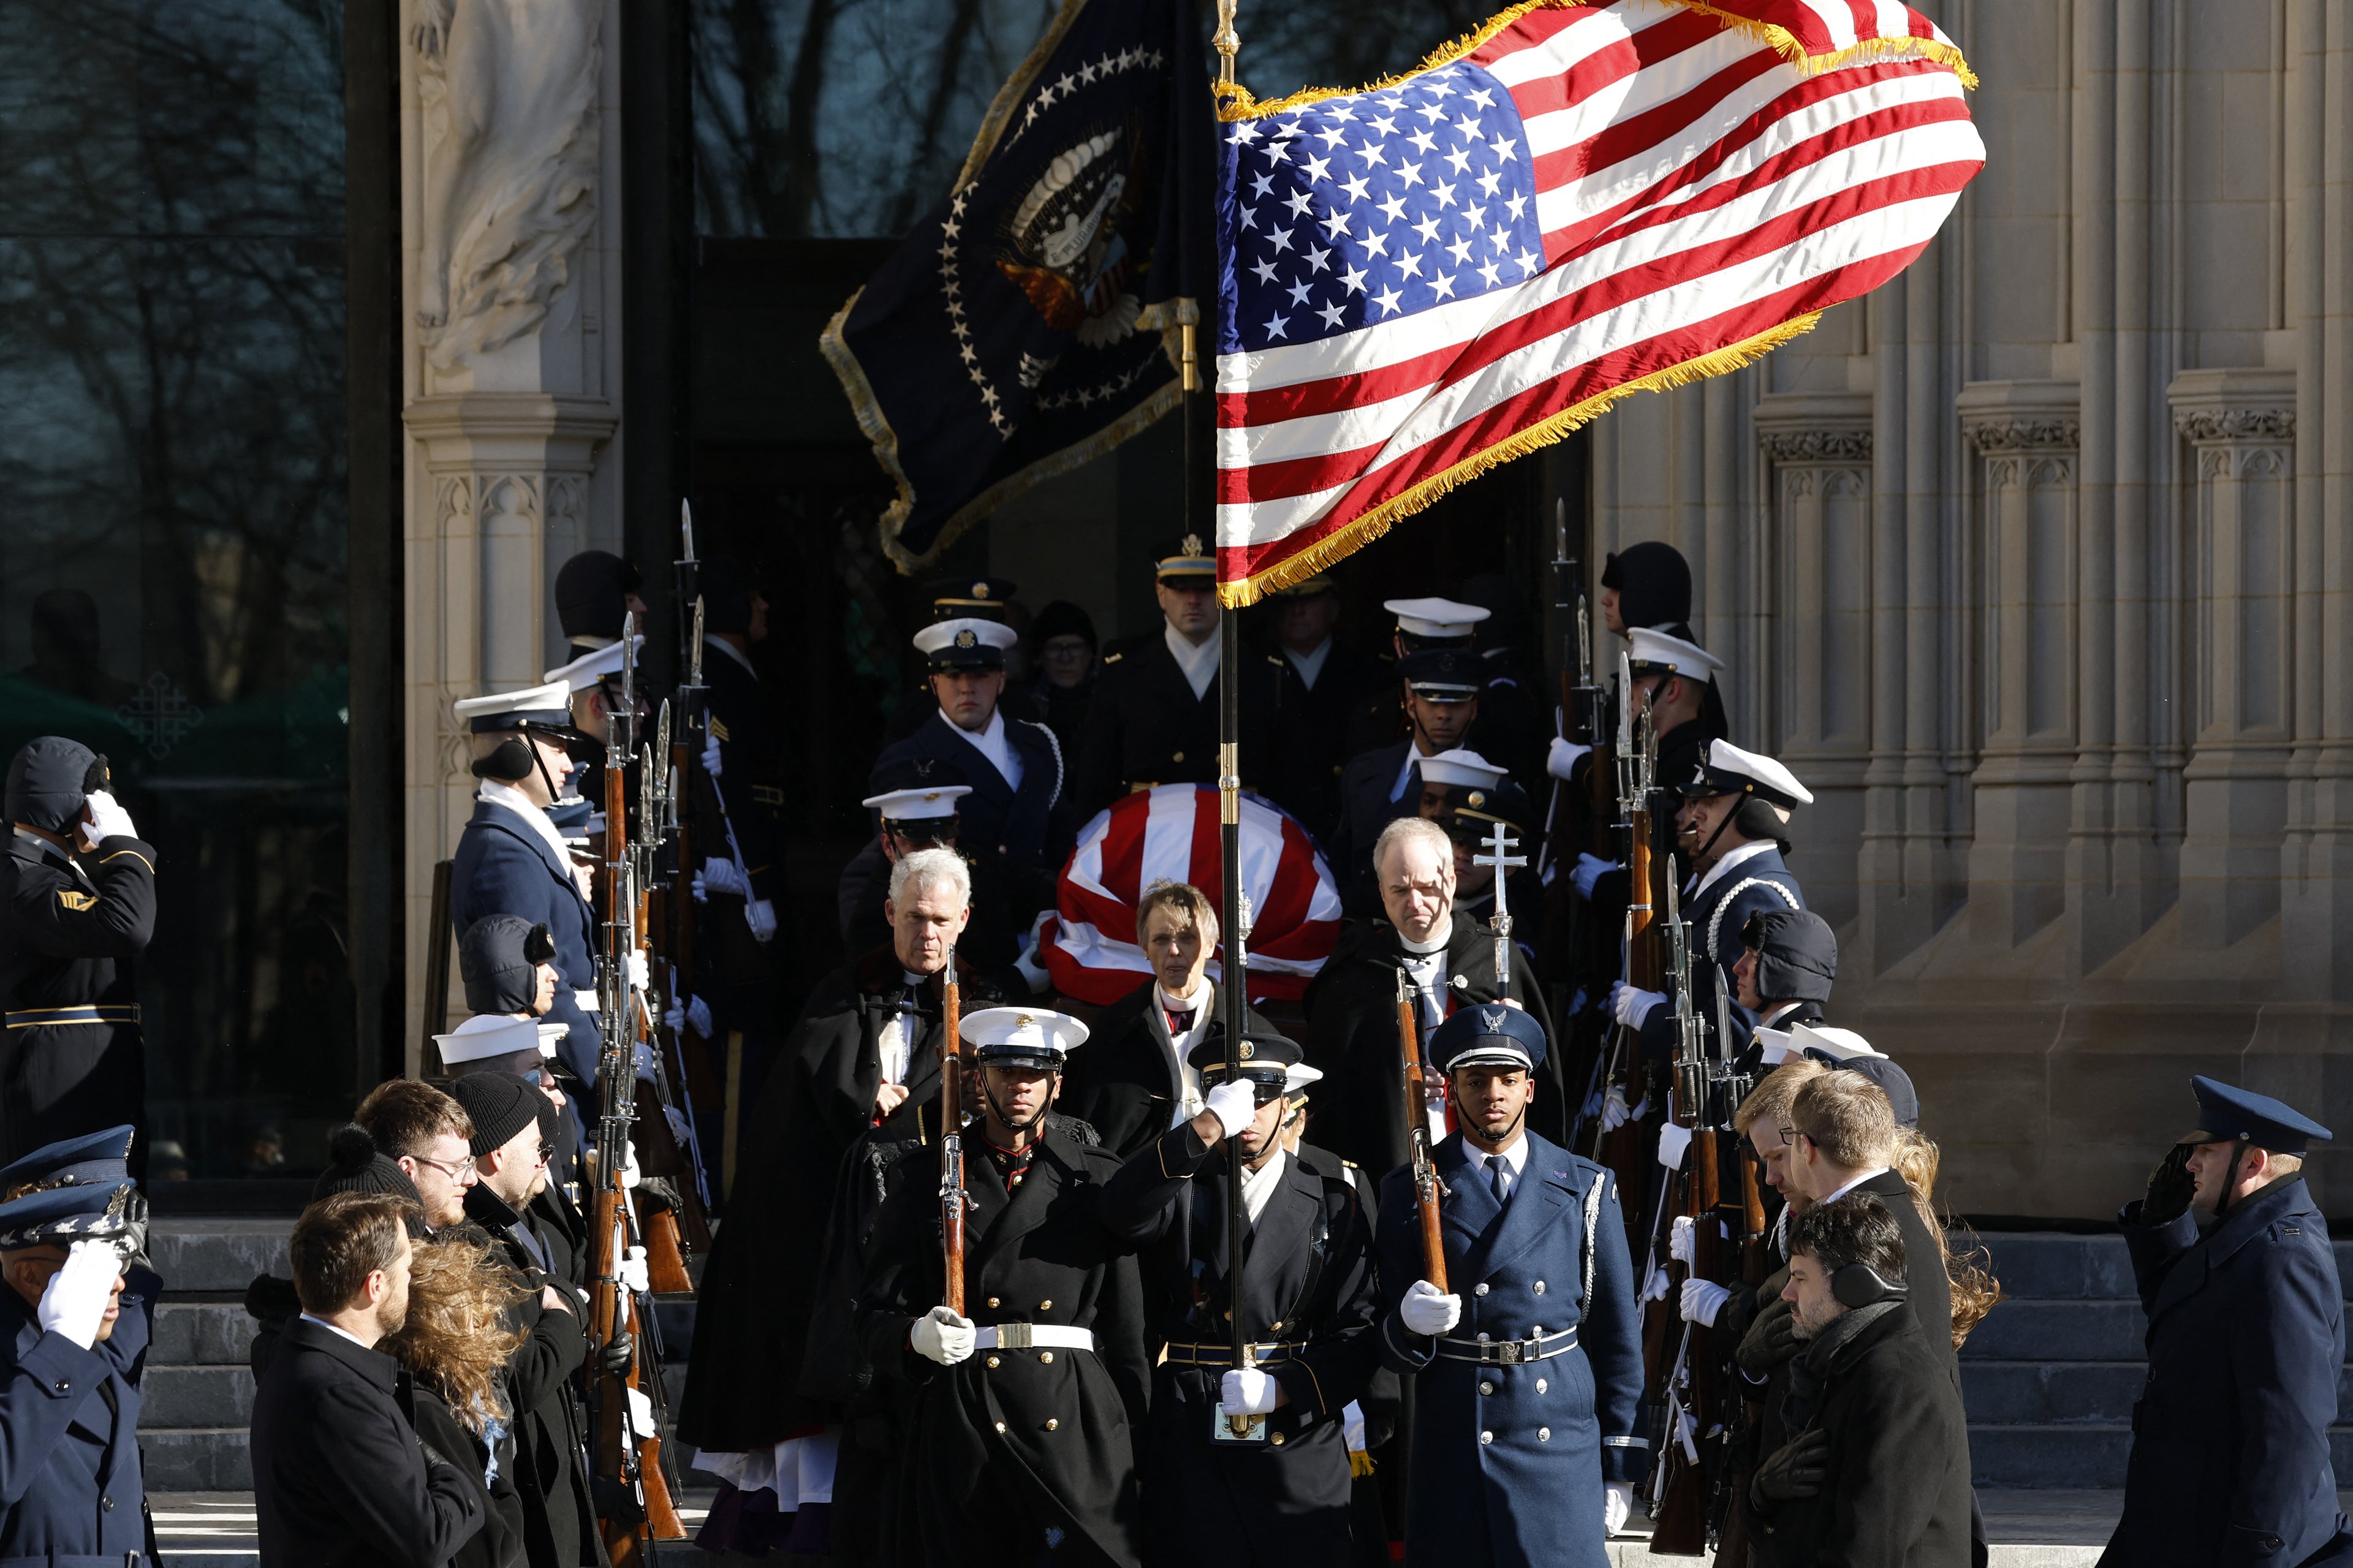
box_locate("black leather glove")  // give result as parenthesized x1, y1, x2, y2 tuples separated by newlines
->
(1751, 1428, 1831, 1507)
(1714, 1280, 1761, 1344)
(599, 1328, 634, 1378)
(1735, 1296, 1802, 1378)
(2143, 1143, 2195, 1224)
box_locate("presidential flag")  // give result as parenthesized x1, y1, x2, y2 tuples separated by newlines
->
(822, 0, 1216, 573)
(1210, 0, 1983, 602)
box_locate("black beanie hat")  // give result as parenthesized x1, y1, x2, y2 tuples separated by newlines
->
(1029, 600, 1097, 650)
(555, 550, 639, 643)
(310, 1124, 425, 1205)
(445, 1072, 540, 1157)
(1600, 541, 1694, 631)
(1741, 908, 1838, 1004)
(459, 915, 553, 1015)
(6, 737, 106, 836)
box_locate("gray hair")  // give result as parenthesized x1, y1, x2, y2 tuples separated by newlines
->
(1373, 815, 1455, 881)
(889, 846, 972, 911)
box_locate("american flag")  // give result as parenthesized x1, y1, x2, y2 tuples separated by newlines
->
(1211, 0, 1983, 601)
(1039, 784, 1341, 1003)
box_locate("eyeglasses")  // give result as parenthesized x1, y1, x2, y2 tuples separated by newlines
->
(1777, 1126, 1811, 1146)
(409, 1153, 476, 1183)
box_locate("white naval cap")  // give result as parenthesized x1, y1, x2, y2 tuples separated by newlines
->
(542, 633, 645, 691)
(454, 679, 575, 733)
(1752, 1026, 1800, 1067)
(1790, 1021, 1884, 1062)
(434, 1012, 552, 1066)
(1285, 1061, 1325, 1096)
(1417, 748, 1507, 790)
(862, 784, 973, 821)
(1681, 737, 1814, 816)
(1384, 597, 1491, 639)
(913, 616, 1020, 669)
(961, 1006, 1091, 1068)
(1626, 625, 1726, 681)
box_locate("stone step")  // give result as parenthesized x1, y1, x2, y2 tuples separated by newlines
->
(153, 1300, 259, 1367)
(149, 1219, 290, 1294)
(142, 1429, 251, 1493)
(1962, 1298, 2147, 1362)
(143, 1364, 256, 1430)
(1971, 1235, 2134, 1301)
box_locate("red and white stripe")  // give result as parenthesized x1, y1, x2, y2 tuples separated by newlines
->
(1040, 784, 1343, 1004)
(1213, 0, 1981, 596)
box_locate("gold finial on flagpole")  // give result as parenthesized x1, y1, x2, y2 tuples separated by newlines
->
(1214, 0, 1238, 85)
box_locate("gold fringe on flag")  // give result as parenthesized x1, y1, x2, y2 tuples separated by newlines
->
(1216, 311, 1822, 608)
(1655, 1, 1979, 89)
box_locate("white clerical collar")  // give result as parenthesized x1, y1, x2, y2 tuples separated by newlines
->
(1692, 838, 1775, 898)
(952, 706, 1023, 789)
(300, 1312, 376, 1352)
(1821, 1167, 1890, 1206)
(1463, 1137, 1528, 1176)
(703, 634, 757, 677)
(1165, 621, 1221, 700)
(478, 781, 574, 868)
(1158, 979, 1210, 1015)
(901, 969, 928, 988)
(1398, 920, 1453, 958)
(1284, 637, 1333, 691)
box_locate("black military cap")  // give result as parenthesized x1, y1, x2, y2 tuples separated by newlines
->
(5, 736, 107, 837)
(459, 915, 554, 1016)
(1741, 908, 1836, 1004)
(1153, 534, 1218, 584)
(2180, 1077, 2333, 1156)
(554, 550, 639, 645)
(1396, 648, 1483, 702)
(1601, 540, 1694, 630)
(1189, 1026, 1303, 1104)
(923, 576, 1020, 622)
(698, 556, 759, 635)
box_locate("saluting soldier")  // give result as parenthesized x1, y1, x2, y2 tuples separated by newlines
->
(2105, 1079, 2351, 1568)
(449, 680, 603, 1089)
(1327, 649, 1487, 910)
(1098, 1027, 1382, 1568)
(857, 1006, 1151, 1568)
(0, 739, 157, 1166)
(1607, 740, 1812, 1069)
(1075, 537, 1278, 816)
(1259, 575, 1390, 831)
(872, 616, 1074, 933)
(0, 1124, 161, 1564)
(1375, 1005, 1643, 1568)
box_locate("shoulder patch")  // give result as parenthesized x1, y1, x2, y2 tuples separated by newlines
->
(56, 890, 95, 913)
(1102, 652, 1124, 665)
(708, 717, 732, 743)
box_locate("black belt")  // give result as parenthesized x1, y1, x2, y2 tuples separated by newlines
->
(6, 1005, 140, 1029)
(1162, 1339, 1308, 1368)
(1434, 1327, 1578, 1365)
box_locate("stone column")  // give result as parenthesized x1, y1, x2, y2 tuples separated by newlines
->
(1957, 381, 2082, 949)
(1753, 392, 1873, 934)
(2168, 369, 2296, 950)
(400, 0, 626, 1067)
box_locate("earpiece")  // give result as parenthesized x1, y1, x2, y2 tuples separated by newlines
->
(1830, 1262, 1908, 1309)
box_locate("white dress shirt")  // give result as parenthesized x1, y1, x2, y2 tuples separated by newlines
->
(1461, 1135, 1529, 1202)
(1389, 737, 1447, 803)
(1158, 980, 1213, 1124)
(299, 1312, 376, 1352)
(1284, 638, 1333, 691)
(1240, 1147, 1289, 1227)
(1820, 1166, 1892, 1206)
(1165, 623, 1221, 700)
(876, 969, 928, 1085)
(953, 707, 1024, 790)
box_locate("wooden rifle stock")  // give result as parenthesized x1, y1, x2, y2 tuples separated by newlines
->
(940, 952, 966, 1315)
(1396, 970, 1447, 1292)
(1713, 1145, 1775, 1564)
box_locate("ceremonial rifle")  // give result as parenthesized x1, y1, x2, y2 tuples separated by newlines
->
(1645, 869, 1711, 1556)
(1214, 892, 1268, 1444)
(627, 710, 713, 1277)
(1589, 654, 1658, 1222)
(591, 617, 686, 1561)
(938, 949, 969, 1314)
(1708, 967, 1764, 1559)
(1396, 967, 1447, 1293)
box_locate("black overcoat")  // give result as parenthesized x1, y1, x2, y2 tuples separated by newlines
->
(1072, 634, 1280, 817)
(871, 708, 1074, 924)
(1055, 980, 1271, 1162)
(1262, 643, 1394, 834)
(1100, 1125, 1381, 1568)
(858, 1121, 1152, 1568)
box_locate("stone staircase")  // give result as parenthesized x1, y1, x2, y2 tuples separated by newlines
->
(1962, 1230, 2353, 1487)
(141, 1216, 289, 1491)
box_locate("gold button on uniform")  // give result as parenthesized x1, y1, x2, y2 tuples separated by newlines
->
(1172, 751, 1185, 763)
(1270, 1432, 1285, 1446)
(995, 1421, 1007, 1433)
(988, 1297, 1001, 1308)
(1045, 1419, 1059, 1431)
(1040, 1351, 1055, 1364)
(1039, 1300, 1052, 1311)
(987, 1355, 1002, 1368)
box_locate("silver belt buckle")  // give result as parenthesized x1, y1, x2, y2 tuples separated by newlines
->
(1496, 1339, 1526, 1365)
(997, 1322, 1033, 1350)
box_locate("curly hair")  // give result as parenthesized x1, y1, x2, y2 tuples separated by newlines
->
(1891, 1126, 2005, 1350)
(382, 1237, 528, 1432)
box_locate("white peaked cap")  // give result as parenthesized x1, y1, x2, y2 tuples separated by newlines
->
(1417, 749, 1507, 789)
(960, 1005, 1091, 1055)
(1383, 597, 1491, 638)
(434, 1013, 550, 1066)
(1753, 1026, 1799, 1067)
(1627, 625, 1726, 680)
(1285, 1062, 1325, 1095)
(1700, 738, 1814, 809)
(1791, 1021, 1884, 1062)
(543, 634, 645, 691)
(862, 785, 974, 820)
(912, 618, 1021, 655)
(453, 679, 574, 730)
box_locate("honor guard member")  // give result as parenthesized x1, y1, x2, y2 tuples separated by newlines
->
(1736, 909, 1837, 1066)
(872, 616, 1074, 931)
(1346, 598, 1542, 795)
(1610, 740, 1811, 1068)
(1260, 575, 1390, 832)
(1327, 648, 1485, 912)
(552, 549, 647, 656)
(883, 577, 1044, 743)
(0, 1124, 161, 1565)
(1097, 1028, 1382, 1568)
(1075, 536, 1278, 816)
(1421, 754, 1537, 939)
(539, 632, 645, 857)
(1025, 600, 1102, 757)
(857, 1006, 1151, 1568)
(2105, 1078, 2351, 1568)
(1303, 816, 1560, 1183)
(436, 914, 588, 1198)
(1374, 1007, 1643, 1568)
(449, 681, 603, 1088)
(0, 739, 157, 1166)
(1597, 542, 1693, 640)
(838, 768, 973, 949)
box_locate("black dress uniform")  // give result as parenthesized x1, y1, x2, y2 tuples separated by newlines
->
(0, 738, 157, 1167)
(1055, 979, 1273, 1162)
(0, 1126, 159, 1565)
(857, 1007, 1151, 1568)
(1097, 1032, 1382, 1568)
(2103, 1079, 2353, 1568)
(1325, 649, 1488, 907)
(1076, 631, 1281, 818)
(881, 577, 1046, 744)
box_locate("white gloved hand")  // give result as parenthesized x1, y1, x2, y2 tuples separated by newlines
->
(1669, 1213, 1696, 1265)
(698, 857, 747, 899)
(1598, 1086, 1632, 1134)
(745, 898, 778, 944)
(78, 790, 137, 849)
(618, 1245, 650, 1296)
(1610, 982, 1665, 1031)
(37, 1241, 120, 1349)
(1572, 852, 1617, 900)
(625, 1385, 656, 1439)
(1220, 1368, 1280, 1415)
(1203, 1080, 1259, 1140)
(1657, 1123, 1692, 1172)
(686, 995, 713, 1038)
(1398, 1279, 1461, 1338)
(700, 734, 723, 779)
(690, 870, 710, 904)
(1681, 1278, 1731, 1327)
(663, 998, 685, 1034)
(616, 1138, 641, 1189)
(1604, 1482, 1632, 1537)
(1547, 737, 1593, 782)
(910, 1306, 976, 1365)
(1639, 1260, 1671, 1304)
(625, 949, 650, 993)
